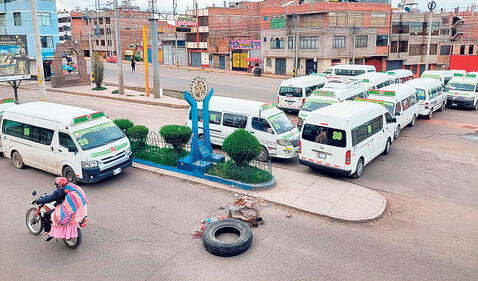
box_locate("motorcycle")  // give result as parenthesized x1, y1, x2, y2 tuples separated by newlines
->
(25, 191, 86, 249)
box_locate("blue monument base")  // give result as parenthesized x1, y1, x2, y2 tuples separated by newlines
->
(177, 155, 213, 173)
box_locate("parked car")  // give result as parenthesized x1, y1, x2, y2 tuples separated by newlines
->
(277, 76, 327, 113)
(405, 78, 446, 118)
(106, 56, 118, 63)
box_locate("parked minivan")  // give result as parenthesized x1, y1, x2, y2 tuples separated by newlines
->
(421, 70, 465, 85)
(299, 101, 396, 178)
(324, 64, 376, 77)
(0, 98, 16, 153)
(356, 72, 394, 89)
(188, 96, 300, 161)
(387, 69, 414, 83)
(405, 78, 446, 118)
(277, 76, 327, 113)
(297, 79, 368, 129)
(359, 84, 419, 139)
(0, 102, 132, 183)
(445, 73, 478, 109)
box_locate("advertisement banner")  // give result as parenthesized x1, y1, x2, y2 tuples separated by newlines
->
(0, 35, 30, 81)
(176, 16, 197, 27)
(229, 40, 261, 50)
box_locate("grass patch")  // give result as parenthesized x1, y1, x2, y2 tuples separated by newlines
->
(208, 160, 273, 184)
(111, 90, 119, 94)
(139, 94, 145, 96)
(126, 94, 135, 97)
(134, 145, 189, 167)
(92, 86, 107, 90)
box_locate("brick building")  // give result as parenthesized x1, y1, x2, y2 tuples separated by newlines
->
(261, 0, 392, 76)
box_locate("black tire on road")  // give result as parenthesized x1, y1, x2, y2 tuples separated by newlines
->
(63, 228, 82, 249)
(257, 146, 269, 162)
(25, 207, 43, 235)
(439, 102, 445, 112)
(12, 151, 24, 169)
(474, 101, 478, 110)
(63, 166, 78, 184)
(383, 139, 391, 155)
(428, 109, 433, 120)
(351, 158, 364, 179)
(202, 219, 253, 257)
(394, 125, 401, 140)
(409, 115, 416, 127)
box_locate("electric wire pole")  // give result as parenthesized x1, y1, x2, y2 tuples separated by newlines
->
(173, 0, 179, 66)
(425, 1, 437, 71)
(30, 0, 47, 101)
(149, 0, 161, 97)
(114, 0, 125, 95)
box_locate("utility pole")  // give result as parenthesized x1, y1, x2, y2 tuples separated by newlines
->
(425, 1, 437, 71)
(149, 0, 161, 97)
(173, 0, 179, 66)
(114, 0, 125, 95)
(142, 24, 149, 97)
(352, 26, 358, 65)
(30, 0, 47, 101)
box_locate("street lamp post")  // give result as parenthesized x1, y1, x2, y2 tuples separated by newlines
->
(425, 1, 437, 71)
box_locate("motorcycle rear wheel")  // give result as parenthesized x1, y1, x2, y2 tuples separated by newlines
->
(63, 228, 82, 249)
(25, 208, 43, 235)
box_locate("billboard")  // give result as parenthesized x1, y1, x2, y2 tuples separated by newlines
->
(0, 35, 30, 81)
(229, 40, 261, 50)
(176, 16, 197, 27)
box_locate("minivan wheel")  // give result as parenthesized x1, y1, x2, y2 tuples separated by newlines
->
(383, 139, 391, 155)
(409, 115, 416, 127)
(428, 109, 433, 119)
(12, 151, 24, 169)
(63, 166, 78, 184)
(257, 146, 269, 162)
(394, 126, 401, 140)
(474, 101, 478, 110)
(439, 102, 445, 111)
(352, 158, 364, 179)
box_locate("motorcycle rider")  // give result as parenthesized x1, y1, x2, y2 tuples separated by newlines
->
(33, 177, 69, 238)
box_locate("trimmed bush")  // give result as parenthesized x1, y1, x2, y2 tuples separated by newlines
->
(128, 125, 149, 144)
(222, 129, 262, 167)
(114, 119, 134, 136)
(160, 125, 192, 151)
(208, 160, 273, 184)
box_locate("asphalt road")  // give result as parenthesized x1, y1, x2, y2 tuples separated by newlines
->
(103, 63, 281, 102)
(1, 157, 477, 281)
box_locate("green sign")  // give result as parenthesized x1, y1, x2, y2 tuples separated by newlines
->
(73, 112, 106, 125)
(332, 131, 343, 141)
(91, 142, 128, 158)
(313, 90, 335, 97)
(0, 98, 14, 104)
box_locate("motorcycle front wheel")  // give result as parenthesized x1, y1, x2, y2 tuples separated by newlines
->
(25, 208, 43, 235)
(63, 228, 82, 249)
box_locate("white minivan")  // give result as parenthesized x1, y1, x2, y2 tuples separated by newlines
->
(386, 69, 414, 83)
(405, 78, 446, 118)
(421, 70, 465, 85)
(299, 101, 396, 178)
(356, 72, 394, 89)
(360, 84, 420, 139)
(1, 102, 132, 183)
(0, 98, 17, 153)
(445, 73, 478, 109)
(324, 64, 376, 77)
(277, 76, 327, 113)
(297, 79, 368, 129)
(188, 96, 300, 161)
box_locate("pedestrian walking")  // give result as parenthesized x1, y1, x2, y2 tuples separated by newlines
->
(131, 59, 136, 72)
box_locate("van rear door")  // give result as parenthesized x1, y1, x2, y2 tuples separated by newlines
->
(278, 86, 304, 111)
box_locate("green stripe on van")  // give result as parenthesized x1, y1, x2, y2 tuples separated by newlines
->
(91, 142, 128, 158)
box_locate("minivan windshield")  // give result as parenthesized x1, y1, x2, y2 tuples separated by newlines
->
(268, 113, 295, 134)
(73, 122, 125, 151)
(447, 82, 476, 92)
(301, 100, 335, 112)
(302, 124, 346, 148)
(279, 87, 302, 97)
(416, 89, 426, 100)
(335, 69, 366, 76)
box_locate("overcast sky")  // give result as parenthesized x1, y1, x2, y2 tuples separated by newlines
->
(58, 0, 478, 13)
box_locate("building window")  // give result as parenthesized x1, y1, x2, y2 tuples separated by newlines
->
(430, 44, 437, 55)
(39, 12, 51, 26)
(391, 41, 398, 53)
(96, 40, 100, 46)
(0, 13, 5, 26)
(440, 29, 449, 35)
(376, 35, 388, 46)
(328, 12, 347, 26)
(348, 13, 363, 27)
(59, 36, 64, 41)
(13, 12, 22, 26)
(441, 17, 449, 25)
(392, 22, 410, 34)
(399, 41, 408, 53)
(266, 58, 272, 67)
(40, 36, 53, 48)
(469, 45, 474, 55)
(410, 22, 423, 35)
(108, 40, 112, 46)
(409, 44, 421, 56)
(271, 38, 284, 49)
(105, 17, 110, 24)
(355, 35, 368, 48)
(300, 36, 319, 49)
(198, 16, 208, 26)
(301, 13, 324, 27)
(333, 36, 346, 49)
(99, 18, 103, 24)
(107, 28, 111, 35)
(270, 16, 286, 29)
(460, 45, 465, 55)
(440, 45, 452, 55)
(263, 37, 267, 43)
(101, 40, 105, 46)
(288, 36, 294, 49)
(370, 14, 386, 27)
(100, 29, 104, 35)
(431, 22, 440, 35)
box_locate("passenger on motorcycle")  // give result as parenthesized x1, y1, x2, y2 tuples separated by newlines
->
(34, 177, 88, 241)
(34, 177, 68, 237)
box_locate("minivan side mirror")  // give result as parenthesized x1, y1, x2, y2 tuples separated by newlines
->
(395, 112, 401, 116)
(68, 145, 78, 153)
(391, 118, 397, 123)
(267, 128, 275, 134)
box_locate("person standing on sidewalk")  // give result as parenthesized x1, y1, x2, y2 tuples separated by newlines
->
(131, 59, 136, 72)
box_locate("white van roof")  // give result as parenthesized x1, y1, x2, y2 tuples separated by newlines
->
(199, 96, 282, 118)
(367, 83, 416, 102)
(355, 72, 391, 83)
(328, 64, 376, 71)
(405, 78, 442, 89)
(386, 69, 413, 77)
(280, 75, 327, 87)
(5, 102, 104, 127)
(0, 98, 16, 112)
(323, 78, 362, 89)
(305, 101, 385, 128)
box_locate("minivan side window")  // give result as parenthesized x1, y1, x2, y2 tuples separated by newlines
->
(252, 117, 272, 132)
(401, 98, 410, 110)
(189, 109, 222, 125)
(352, 116, 383, 146)
(385, 112, 394, 124)
(2, 119, 53, 145)
(408, 94, 418, 106)
(59, 132, 77, 151)
(395, 102, 402, 113)
(223, 113, 247, 129)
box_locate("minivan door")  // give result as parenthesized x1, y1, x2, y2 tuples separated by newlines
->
(55, 131, 82, 178)
(251, 117, 276, 155)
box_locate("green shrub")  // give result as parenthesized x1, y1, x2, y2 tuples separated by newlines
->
(223, 129, 261, 166)
(111, 90, 119, 94)
(135, 146, 189, 167)
(160, 125, 192, 151)
(208, 160, 273, 184)
(114, 119, 134, 136)
(128, 125, 149, 143)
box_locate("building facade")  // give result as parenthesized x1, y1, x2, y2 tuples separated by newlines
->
(57, 11, 72, 43)
(0, 0, 60, 61)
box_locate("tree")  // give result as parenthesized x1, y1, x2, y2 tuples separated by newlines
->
(92, 51, 104, 89)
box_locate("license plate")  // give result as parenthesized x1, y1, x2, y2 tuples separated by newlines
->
(286, 100, 294, 104)
(318, 153, 327, 159)
(452, 103, 458, 106)
(113, 168, 122, 175)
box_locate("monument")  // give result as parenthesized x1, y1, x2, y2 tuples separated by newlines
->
(51, 40, 90, 88)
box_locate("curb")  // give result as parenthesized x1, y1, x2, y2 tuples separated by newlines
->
(132, 162, 386, 222)
(17, 85, 190, 109)
(161, 65, 290, 80)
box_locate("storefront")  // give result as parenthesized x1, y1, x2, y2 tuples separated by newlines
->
(230, 40, 261, 72)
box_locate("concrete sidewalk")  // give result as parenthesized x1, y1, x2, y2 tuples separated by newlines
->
(133, 163, 387, 222)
